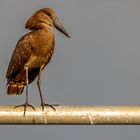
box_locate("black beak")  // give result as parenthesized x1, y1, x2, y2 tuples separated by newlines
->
(53, 17, 70, 38)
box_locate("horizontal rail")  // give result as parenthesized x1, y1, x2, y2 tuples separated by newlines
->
(0, 106, 140, 125)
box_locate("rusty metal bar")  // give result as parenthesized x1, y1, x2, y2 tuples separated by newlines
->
(0, 106, 140, 125)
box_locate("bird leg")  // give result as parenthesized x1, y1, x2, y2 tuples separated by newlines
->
(14, 67, 35, 116)
(37, 68, 57, 111)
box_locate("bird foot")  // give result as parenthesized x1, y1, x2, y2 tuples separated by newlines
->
(41, 103, 59, 111)
(14, 103, 36, 116)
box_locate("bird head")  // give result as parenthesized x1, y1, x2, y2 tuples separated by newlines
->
(25, 8, 70, 38)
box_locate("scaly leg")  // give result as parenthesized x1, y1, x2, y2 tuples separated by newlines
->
(14, 67, 35, 116)
(37, 68, 57, 111)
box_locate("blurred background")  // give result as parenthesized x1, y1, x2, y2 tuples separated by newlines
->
(0, 0, 140, 139)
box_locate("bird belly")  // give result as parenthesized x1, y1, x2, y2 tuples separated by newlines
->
(24, 54, 52, 69)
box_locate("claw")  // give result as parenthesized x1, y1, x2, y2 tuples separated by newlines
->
(14, 103, 35, 116)
(41, 103, 59, 111)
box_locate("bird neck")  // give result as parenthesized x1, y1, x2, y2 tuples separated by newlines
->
(27, 24, 53, 31)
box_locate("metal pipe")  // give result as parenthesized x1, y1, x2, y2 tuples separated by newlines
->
(0, 106, 140, 125)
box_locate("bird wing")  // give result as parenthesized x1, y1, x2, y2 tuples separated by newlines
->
(6, 32, 33, 83)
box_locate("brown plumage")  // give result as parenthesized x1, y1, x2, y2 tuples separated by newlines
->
(6, 8, 70, 115)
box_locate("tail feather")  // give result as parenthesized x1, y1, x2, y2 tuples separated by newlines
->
(7, 84, 24, 95)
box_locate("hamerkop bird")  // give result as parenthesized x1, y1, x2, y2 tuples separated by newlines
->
(6, 8, 70, 115)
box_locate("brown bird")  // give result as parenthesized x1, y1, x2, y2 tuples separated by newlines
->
(6, 8, 70, 116)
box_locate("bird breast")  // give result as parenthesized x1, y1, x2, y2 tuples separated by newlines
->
(24, 27, 55, 69)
